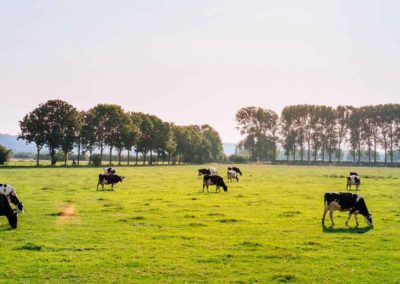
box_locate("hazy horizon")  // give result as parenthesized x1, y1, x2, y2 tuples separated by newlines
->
(1, 1, 400, 142)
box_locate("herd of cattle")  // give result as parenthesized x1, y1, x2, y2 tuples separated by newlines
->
(0, 169, 373, 229)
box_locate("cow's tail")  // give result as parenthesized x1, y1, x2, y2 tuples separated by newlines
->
(239, 170, 242, 176)
(236, 176, 239, 182)
(323, 193, 330, 210)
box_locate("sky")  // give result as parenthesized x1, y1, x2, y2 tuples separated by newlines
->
(1, 0, 400, 143)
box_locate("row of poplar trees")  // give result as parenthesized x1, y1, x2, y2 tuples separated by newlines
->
(19, 100, 223, 166)
(236, 104, 400, 164)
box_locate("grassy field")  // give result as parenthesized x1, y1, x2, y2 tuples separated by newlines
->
(0, 165, 399, 283)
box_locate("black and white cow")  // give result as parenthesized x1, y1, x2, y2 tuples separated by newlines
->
(198, 168, 211, 177)
(104, 167, 116, 175)
(209, 167, 218, 175)
(227, 169, 239, 182)
(97, 174, 125, 190)
(322, 192, 373, 227)
(203, 175, 228, 193)
(347, 172, 361, 191)
(228, 166, 242, 176)
(0, 184, 24, 229)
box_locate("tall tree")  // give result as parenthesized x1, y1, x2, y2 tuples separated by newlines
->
(19, 108, 47, 166)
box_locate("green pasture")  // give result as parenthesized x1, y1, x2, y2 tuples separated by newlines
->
(0, 165, 399, 283)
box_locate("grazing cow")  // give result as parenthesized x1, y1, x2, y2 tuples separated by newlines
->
(97, 174, 125, 190)
(347, 172, 361, 191)
(104, 167, 116, 175)
(203, 175, 228, 193)
(322, 192, 373, 227)
(209, 167, 218, 175)
(0, 184, 24, 229)
(227, 169, 239, 182)
(198, 168, 211, 177)
(228, 166, 242, 176)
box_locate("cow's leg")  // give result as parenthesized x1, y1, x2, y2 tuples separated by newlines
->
(329, 209, 335, 226)
(322, 206, 328, 226)
(96, 182, 99, 191)
(354, 214, 359, 226)
(1, 198, 17, 229)
(6, 212, 17, 229)
(111, 183, 114, 190)
(345, 212, 353, 227)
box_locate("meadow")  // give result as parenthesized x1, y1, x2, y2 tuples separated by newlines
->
(0, 165, 399, 283)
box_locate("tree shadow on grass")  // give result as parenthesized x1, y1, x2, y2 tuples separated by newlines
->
(322, 226, 372, 234)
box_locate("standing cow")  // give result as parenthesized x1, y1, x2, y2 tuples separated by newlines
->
(198, 168, 211, 177)
(228, 166, 242, 176)
(227, 169, 239, 182)
(347, 172, 361, 191)
(322, 192, 373, 227)
(97, 174, 125, 190)
(203, 175, 228, 193)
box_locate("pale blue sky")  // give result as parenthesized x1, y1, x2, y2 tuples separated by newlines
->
(1, 0, 400, 142)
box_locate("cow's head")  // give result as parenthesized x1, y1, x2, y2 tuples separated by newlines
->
(10, 195, 24, 213)
(223, 185, 228, 192)
(364, 214, 373, 227)
(120, 176, 125, 182)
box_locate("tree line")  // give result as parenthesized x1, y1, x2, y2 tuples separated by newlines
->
(19, 100, 223, 166)
(236, 104, 400, 164)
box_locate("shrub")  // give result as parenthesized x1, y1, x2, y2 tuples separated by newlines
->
(228, 154, 247, 163)
(0, 145, 12, 165)
(91, 154, 102, 166)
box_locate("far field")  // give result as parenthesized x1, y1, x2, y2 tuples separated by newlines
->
(0, 165, 399, 283)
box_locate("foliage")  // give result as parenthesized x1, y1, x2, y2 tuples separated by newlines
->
(228, 154, 247, 163)
(0, 145, 11, 165)
(90, 154, 102, 166)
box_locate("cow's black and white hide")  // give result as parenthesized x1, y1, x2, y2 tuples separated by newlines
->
(97, 174, 125, 190)
(203, 175, 228, 193)
(209, 167, 218, 175)
(227, 169, 239, 182)
(0, 184, 24, 229)
(347, 172, 361, 191)
(322, 192, 373, 227)
(104, 167, 116, 175)
(198, 168, 211, 177)
(228, 166, 242, 176)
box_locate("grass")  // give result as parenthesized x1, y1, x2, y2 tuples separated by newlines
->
(0, 165, 399, 283)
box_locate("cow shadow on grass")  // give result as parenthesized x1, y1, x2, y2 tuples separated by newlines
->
(322, 226, 372, 234)
(0, 224, 15, 231)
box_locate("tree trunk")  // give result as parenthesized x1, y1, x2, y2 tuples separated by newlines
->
(368, 142, 371, 163)
(135, 151, 139, 165)
(100, 146, 104, 166)
(127, 150, 130, 166)
(143, 152, 147, 165)
(36, 146, 41, 166)
(300, 143, 304, 161)
(89, 149, 93, 165)
(50, 148, 56, 166)
(307, 141, 311, 162)
(64, 151, 68, 166)
(118, 149, 122, 166)
(109, 146, 113, 165)
(293, 145, 296, 161)
(150, 151, 153, 165)
(77, 141, 81, 166)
